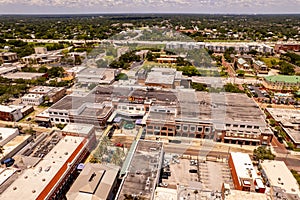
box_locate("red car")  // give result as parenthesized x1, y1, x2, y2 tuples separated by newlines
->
(114, 142, 124, 147)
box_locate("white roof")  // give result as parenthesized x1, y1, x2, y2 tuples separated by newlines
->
(0, 168, 16, 187)
(0, 105, 17, 113)
(230, 152, 258, 182)
(62, 123, 94, 136)
(0, 127, 19, 145)
(0, 135, 85, 200)
(154, 187, 177, 200)
(261, 160, 300, 195)
(145, 71, 174, 85)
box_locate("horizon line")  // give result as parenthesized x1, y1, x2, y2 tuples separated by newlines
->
(1, 12, 300, 16)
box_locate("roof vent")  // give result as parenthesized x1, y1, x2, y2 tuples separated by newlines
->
(13, 187, 17, 190)
(32, 190, 36, 193)
(42, 178, 46, 182)
(24, 176, 28, 179)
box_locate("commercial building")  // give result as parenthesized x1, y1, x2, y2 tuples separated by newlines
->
(34, 47, 48, 54)
(66, 163, 120, 200)
(265, 108, 300, 148)
(21, 93, 44, 106)
(260, 160, 300, 200)
(0, 52, 18, 63)
(3, 72, 47, 80)
(0, 105, 23, 122)
(144, 67, 182, 89)
(76, 67, 116, 85)
(253, 60, 268, 74)
(49, 95, 113, 127)
(0, 127, 19, 146)
(29, 86, 66, 103)
(62, 123, 97, 150)
(263, 75, 300, 91)
(166, 42, 274, 54)
(0, 135, 90, 200)
(222, 183, 269, 200)
(145, 92, 272, 146)
(116, 140, 164, 200)
(236, 58, 251, 71)
(50, 85, 272, 145)
(0, 134, 33, 163)
(275, 44, 300, 53)
(228, 152, 265, 193)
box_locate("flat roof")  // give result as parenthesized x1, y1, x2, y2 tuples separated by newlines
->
(145, 71, 175, 85)
(0, 168, 16, 187)
(0, 127, 19, 146)
(118, 140, 163, 200)
(154, 187, 177, 200)
(266, 108, 300, 125)
(67, 163, 120, 200)
(195, 92, 266, 126)
(225, 190, 268, 200)
(260, 160, 300, 196)
(62, 123, 94, 136)
(0, 135, 85, 200)
(230, 152, 257, 184)
(3, 72, 46, 80)
(0, 105, 18, 113)
(1, 135, 31, 160)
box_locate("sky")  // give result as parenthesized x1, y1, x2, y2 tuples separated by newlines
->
(0, 0, 300, 14)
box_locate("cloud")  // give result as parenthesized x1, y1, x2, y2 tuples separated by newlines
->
(0, 0, 299, 13)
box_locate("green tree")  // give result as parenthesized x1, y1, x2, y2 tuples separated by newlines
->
(279, 61, 295, 75)
(253, 146, 275, 161)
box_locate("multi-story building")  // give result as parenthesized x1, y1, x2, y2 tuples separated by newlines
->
(229, 152, 265, 193)
(0, 127, 19, 146)
(76, 67, 116, 85)
(0, 135, 90, 200)
(166, 42, 274, 54)
(29, 86, 66, 103)
(21, 93, 44, 106)
(145, 91, 272, 146)
(144, 67, 182, 89)
(260, 160, 300, 200)
(34, 47, 47, 54)
(0, 105, 23, 121)
(253, 60, 268, 74)
(265, 108, 300, 148)
(49, 95, 113, 127)
(66, 163, 120, 200)
(116, 140, 164, 200)
(275, 44, 300, 53)
(0, 52, 18, 63)
(263, 75, 300, 91)
(50, 85, 273, 145)
(2, 72, 47, 80)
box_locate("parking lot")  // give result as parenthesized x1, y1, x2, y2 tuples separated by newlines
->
(161, 155, 233, 192)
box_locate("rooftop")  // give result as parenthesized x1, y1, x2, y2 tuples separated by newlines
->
(62, 123, 95, 136)
(230, 152, 258, 184)
(260, 160, 300, 196)
(3, 72, 46, 80)
(145, 71, 175, 85)
(118, 140, 163, 200)
(0, 127, 19, 146)
(67, 163, 120, 200)
(0, 135, 85, 200)
(265, 75, 300, 84)
(224, 189, 269, 200)
(154, 187, 177, 200)
(0, 105, 19, 113)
